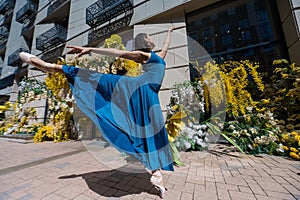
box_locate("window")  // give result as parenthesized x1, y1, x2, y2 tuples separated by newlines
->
(241, 30, 252, 41)
(186, 0, 287, 72)
(239, 19, 249, 29)
(221, 35, 232, 45)
(202, 27, 213, 38)
(220, 24, 230, 35)
(203, 38, 214, 49)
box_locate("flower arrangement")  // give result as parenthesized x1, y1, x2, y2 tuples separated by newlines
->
(224, 105, 281, 155)
(218, 60, 264, 117)
(262, 59, 300, 132)
(166, 80, 209, 151)
(0, 102, 12, 119)
(166, 59, 300, 161)
(278, 131, 300, 160)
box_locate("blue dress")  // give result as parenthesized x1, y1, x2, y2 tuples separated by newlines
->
(62, 51, 174, 171)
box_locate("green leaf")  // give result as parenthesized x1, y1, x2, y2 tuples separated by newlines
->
(205, 122, 244, 153)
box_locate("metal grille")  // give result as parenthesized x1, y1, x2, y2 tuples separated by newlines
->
(86, 0, 133, 27)
(36, 24, 67, 52)
(88, 13, 132, 44)
(8, 48, 28, 67)
(41, 45, 64, 63)
(16, 0, 37, 24)
(0, 0, 14, 15)
(0, 73, 15, 90)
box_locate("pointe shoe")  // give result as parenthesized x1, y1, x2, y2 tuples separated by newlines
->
(19, 52, 37, 65)
(150, 171, 167, 199)
(19, 52, 55, 72)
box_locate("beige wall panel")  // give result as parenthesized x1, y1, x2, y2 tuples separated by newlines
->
(145, 0, 164, 18)
(162, 66, 190, 90)
(277, 0, 292, 20)
(282, 13, 299, 47)
(165, 49, 175, 69)
(174, 46, 190, 67)
(27, 69, 46, 78)
(159, 89, 173, 111)
(288, 39, 300, 64)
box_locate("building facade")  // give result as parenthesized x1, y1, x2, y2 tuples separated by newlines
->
(0, 0, 299, 121)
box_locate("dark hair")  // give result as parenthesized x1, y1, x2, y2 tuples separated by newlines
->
(134, 33, 151, 52)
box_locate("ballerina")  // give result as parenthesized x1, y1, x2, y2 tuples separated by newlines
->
(19, 25, 175, 198)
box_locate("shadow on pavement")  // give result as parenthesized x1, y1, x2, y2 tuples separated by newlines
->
(58, 166, 159, 198)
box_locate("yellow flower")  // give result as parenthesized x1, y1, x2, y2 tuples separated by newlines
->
(290, 152, 300, 159)
(291, 131, 298, 137)
(281, 73, 289, 79)
(171, 105, 179, 111)
(282, 146, 289, 151)
(282, 133, 289, 141)
(261, 99, 270, 104)
(290, 147, 299, 153)
(0, 105, 7, 113)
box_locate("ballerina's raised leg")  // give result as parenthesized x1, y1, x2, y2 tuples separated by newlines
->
(19, 52, 63, 73)
(150, 170, 168, 198)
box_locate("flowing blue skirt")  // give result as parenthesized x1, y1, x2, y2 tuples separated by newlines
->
(62, 64, 174, 171)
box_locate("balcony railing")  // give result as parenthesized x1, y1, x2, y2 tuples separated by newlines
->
(0, 26, 8, 39)
(0, 0, 14, 15)
(16, 0, 38, 24)
(0, 26, 8, 51)
(8, 48, 28, 67)
(0, 73, 15, 90)
(41, 45, 64, 63)
(86, 0, 133, 27)
(88, 13, 132, 44)
(48, 0, 69, 16)
(36, 24, 67, 51)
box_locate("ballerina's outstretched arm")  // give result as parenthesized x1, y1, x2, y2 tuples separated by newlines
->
(157, 24, 175, 59)
(66, 46, 150, 64)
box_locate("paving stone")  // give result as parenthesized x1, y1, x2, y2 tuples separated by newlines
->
(173, 182, 195, 193)
(224, 176, 248, 186)
(216, 188, 230, 200)
(229, 190, 256, 200)
(254, 194, 282, 200)
(256, 180, 289, 193)
(264, 190, 297, 200)
(1, 141, 300, 200)
(216, 182, 239, 191)
(281, 183, 300, 196)
(180, 191, 193, 200)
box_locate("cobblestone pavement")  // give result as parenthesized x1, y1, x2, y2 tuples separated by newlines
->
(0, 140, 299, 200)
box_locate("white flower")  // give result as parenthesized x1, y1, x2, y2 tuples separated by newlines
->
(228, 125, 235, 130)
(184, 142, 191, 149)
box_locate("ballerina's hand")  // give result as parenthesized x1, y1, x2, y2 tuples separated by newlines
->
(66, 45, 92, 57)
(168, 24, 176, 32)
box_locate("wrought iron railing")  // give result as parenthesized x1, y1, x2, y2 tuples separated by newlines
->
(88, 13, 132, 44)
(0, 26, 8, 38)
(16, 0, 38, 24)
(0, 40, 7, 51)
(41, 45, 64, 63)
(0, 26, 9, 50)
(36, 24, 67, 51)
(0, 0, 14, 15)
(48, 0, 69, 16)
(86, 0, 133, 27)
(0, 73, 15, 90)
(0, 14, 9, 26)
(8, 48, 28, 67)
